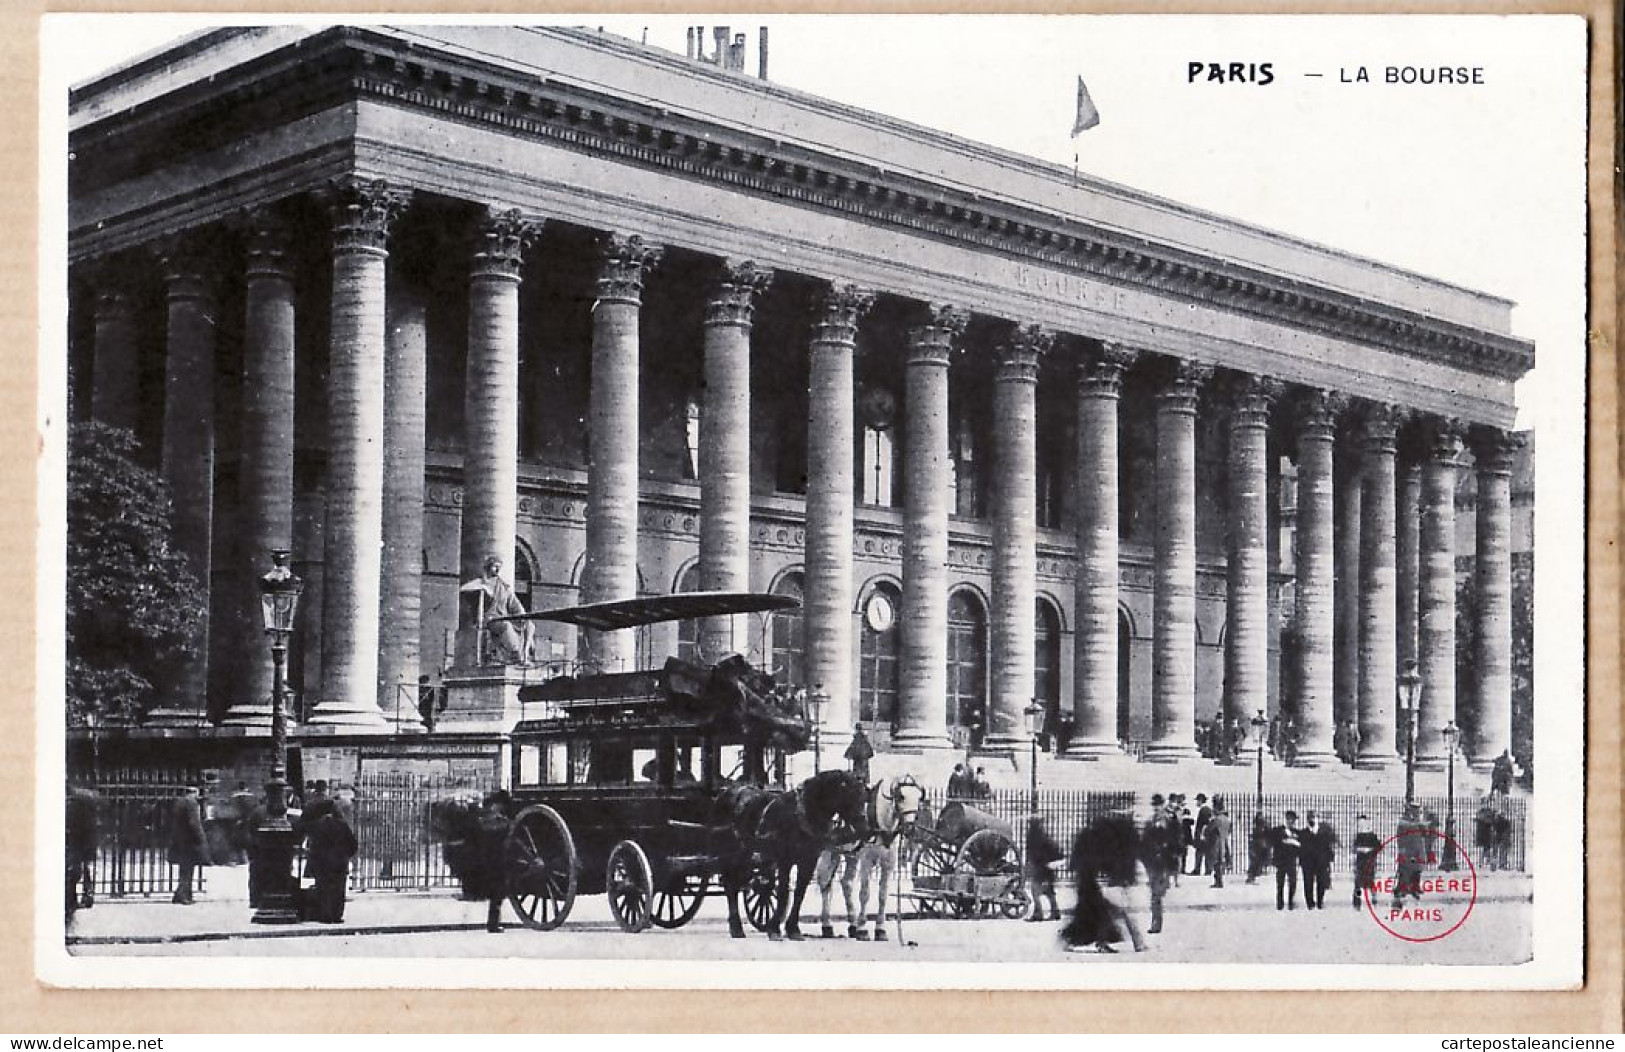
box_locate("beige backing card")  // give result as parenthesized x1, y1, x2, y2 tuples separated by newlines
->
(5, 0, 1619, 1032)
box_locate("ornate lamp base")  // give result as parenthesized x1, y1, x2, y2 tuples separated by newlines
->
(251, 820, 302, 925)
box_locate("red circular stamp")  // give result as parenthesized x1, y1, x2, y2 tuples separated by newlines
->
(1360, 821, 1478, 942)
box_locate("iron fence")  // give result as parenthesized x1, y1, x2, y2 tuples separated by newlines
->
(71, 769, 208, 899)
(348, 772, 497, 892)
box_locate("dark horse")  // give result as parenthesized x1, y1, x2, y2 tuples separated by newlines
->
(709, 769, 870, 940)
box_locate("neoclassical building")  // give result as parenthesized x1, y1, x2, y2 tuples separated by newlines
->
(67, 25, 1533, 784)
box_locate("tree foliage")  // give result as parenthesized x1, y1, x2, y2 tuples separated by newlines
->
(66, 422, 205, 725)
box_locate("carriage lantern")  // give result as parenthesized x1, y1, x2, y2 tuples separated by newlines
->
(252, 549, 303, 925)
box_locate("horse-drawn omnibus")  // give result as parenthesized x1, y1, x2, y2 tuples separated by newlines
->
(481, 592, 870, 939)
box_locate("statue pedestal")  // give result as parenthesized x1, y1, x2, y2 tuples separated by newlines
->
(437, 665, 531, 735)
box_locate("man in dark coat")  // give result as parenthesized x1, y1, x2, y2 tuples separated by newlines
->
(843, 725, 875, 785)
(1139, 795, 1180, 935)
(946, 764, 970, 799)
(1298, 810, 1335, 909)
(168, 785, 208, 905)
(1351, 814, 1382, 908)
(1392, 805, 1431, 908)
(1192, 794, 1213, 875)
(302, 798, 358, 923)
(476, 790, 513, 933)
(1202, 797, 1232, 888)
(1269, 810, 1303, 910)
(1024, 816, 1063, 923)
(65, 785, 100, 921)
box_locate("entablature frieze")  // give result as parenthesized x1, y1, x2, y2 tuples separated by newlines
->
(69, 26, 1533, 394)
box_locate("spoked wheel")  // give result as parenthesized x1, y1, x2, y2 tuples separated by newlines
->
(651, 873, 709, 930)
(952, 830, 1022, 919)
(743, 859, 782, 933)
(1002, 884, 1034, 920)
(505, 805, 578, 930)
(606, 840, 654, 934)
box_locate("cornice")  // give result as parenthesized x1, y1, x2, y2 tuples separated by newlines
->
(70, 26, 1533, 384)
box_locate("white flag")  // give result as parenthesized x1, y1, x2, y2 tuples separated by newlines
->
(1071, 74, 1101, 136)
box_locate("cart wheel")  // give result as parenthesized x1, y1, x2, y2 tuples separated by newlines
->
(505, 805, 577, 931)
(651, 874, 709, 930)
(607, 840, 654, 934)
(1002, 884, 1033, 920)
(743, 859, 782, 933)
(953, 830, 1021, 919)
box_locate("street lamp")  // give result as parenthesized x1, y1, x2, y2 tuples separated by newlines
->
(807, 683, 828, 774)
(252, 549, 304, 925)
(1398, 660, 1422, 808)
(1023, 700, 1045, 812)
(1440, 720, 1459, 872)
(1250, 709, 1268, 810)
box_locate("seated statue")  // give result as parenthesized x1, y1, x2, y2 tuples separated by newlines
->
(459, 555, 534, 666)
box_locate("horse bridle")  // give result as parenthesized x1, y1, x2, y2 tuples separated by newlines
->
(861, 774, 923, 848)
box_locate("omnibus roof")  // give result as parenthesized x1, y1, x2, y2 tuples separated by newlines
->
(492, 591, 800, 632)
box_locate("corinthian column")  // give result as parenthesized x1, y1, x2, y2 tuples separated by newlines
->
(893, 304, 968, 751)
(313, 178, 408, 727)
(377, 276, 429, 728)
(224, 215, 298, 728)
(1416, 416, 1464, 768)
(804, 284, 874, 741)
(145, 239, 217, 727)
(985, 325, 1052, 748)
(1292, 389, 1344, 760)
(1354, 403, 1403, 768)
(1223, 374, 1280, 728)
(88, 260, 140, 433)
(459, 209, 540, 624)
(1146, 358, 1210, 763)
(581, 233, 663, 670)
(1468, 427, 1519, 769)
(699, 260, 773, 661)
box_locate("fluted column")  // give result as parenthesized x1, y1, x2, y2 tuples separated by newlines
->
(1070, 345, 1136, 757)
(1223, 374, 1280, 727)
(459, 208, 540, 612)
(377, 278, 429, 728)
(804, 284, 874, 742)
(224, 215, 298, 728)
(985, 325, 1051, 747)
(88, 262, 141, 433)
(699, 260, 773, 661)
(894, 304, 968, 751)
(1416, 416, 1464, 768)
(1354, 404, 1403, 768)
(313, 179, 408, 727)
(1292, 390, 1343, 759)
(1469, 427, 1518, 769)
(144, 241, 217, 726)
(581, 233, 663, 670)
(1146, 358, 1210, 762)
(1333, 439, 1363, 726)
(1396, 455, 1423, 741)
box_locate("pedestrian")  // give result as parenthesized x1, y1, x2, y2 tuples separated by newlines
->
(1139, 794, 1179, 935)
(1062, 810, 1145, 953)
(1203, 797, 1232, 888)
(971, 767, 992, 799)
(1345, 721, 1362, 765)
(946, 763, 969, 799)
(1246, 812, 1270, 884)
(1491, 806, 1513, 872)
(65, 784, 100, 922)
(418, 674, 437, 731)
(1392, 804, 1429, 909)
(1270, 809, 1303, 910)
(1193, 794, 1213, 875)
(301, 790, 358, 923)
(1299, 810, 1335, 909)
(1024, 816, 1063, 923)
(1474, 797, 1497, 871)
(229, 781, 260, 866)
(844, 724, 875, 785)
(476, 789, 513, 933)
(168, 784, 209, 905)
(1490, 751, 1515, 796)
(1351, 814, 1381, 909)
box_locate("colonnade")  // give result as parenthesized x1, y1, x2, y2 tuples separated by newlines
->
(74, 179, 1523, 769)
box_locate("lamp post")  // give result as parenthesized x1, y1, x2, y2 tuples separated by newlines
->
(252, 549, 304, 925)
(1440, 720, 1459, 871)
(807, 683, 828, 774)
(1250, 709, 1267, 811)
(1023, 700, 1045, 812)
(1398, 659, 1422, 808)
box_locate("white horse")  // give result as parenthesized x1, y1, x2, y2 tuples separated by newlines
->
(814, 775, 925, 942)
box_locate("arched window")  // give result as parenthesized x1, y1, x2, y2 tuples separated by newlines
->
(947, 590, 988, 735)
(1035, 599, 1061, 733)
(512, 543, 536, 612)
(858, 583, 901, 723)
(675, 563, 702, 664)
(769, 573, 805, 687)
(861, 426, 895, 507)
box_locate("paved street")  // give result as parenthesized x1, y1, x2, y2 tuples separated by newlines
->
(67, 867, 1532, 966)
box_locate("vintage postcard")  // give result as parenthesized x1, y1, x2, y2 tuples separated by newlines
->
(37, 12, 1588, 991)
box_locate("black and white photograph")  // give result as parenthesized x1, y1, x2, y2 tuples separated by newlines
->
(41, 12, 1588, 990)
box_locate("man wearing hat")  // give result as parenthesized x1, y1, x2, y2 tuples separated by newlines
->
(1140, 794, 1179, 935)
(1269, 810, 1304, 910)
(167, 784, 208, 905)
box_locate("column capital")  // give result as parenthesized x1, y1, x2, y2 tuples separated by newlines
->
(471, 207, 543, 281)
(596, 232, 664, 304)
(1291, 387, 1350, 441)
(705, 259, 774, 328)
(1468, 426, 1523, 475)
(906, 303, 969, 367)
(1221, 373, 1284, 430)
(994, 324, 1052, 384)
(1356, 401, 1407, 453)
(1422, 414, 1467, 464)
(153, 234, 219, 304)
(325, 177, 410, 255)
(811, 282, 876, 345)
(243, 210, 295, 281)
(1078, 343, 1139, 398)
(1154, 356, 1212, 414)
